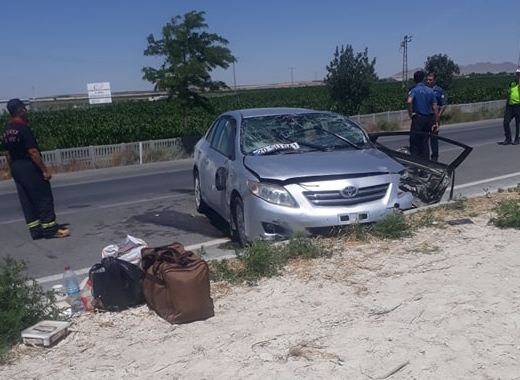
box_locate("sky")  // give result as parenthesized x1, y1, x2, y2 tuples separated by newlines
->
(1, 0, 519, 100)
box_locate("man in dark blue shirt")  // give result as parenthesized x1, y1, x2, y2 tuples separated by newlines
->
(2, 98, 70, 240)
(406, 71, 439, 160)
(426, 72, 447, 161)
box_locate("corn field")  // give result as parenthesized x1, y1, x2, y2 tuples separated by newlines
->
(0, 75, 512, 151)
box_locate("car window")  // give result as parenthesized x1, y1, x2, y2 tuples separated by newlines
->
(210, 117, 235, 158)
(205, 118, 220, 144)
(240, 112, 369, 154)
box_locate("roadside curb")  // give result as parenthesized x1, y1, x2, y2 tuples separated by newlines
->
(36, 237, 235, 289)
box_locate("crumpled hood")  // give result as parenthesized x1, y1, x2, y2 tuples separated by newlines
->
(243, 149, 404, 181)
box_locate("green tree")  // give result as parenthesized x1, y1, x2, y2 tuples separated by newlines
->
(324, 45, 377, 115)
(424, 54, 460, 90)
(142, 10, 236, 131)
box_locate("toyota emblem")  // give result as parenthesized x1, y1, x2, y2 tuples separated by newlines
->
(340, 186, 358, 198)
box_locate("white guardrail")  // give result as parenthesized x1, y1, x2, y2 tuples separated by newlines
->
(0, 136, 200, 169)
(0, 100, 504, 169)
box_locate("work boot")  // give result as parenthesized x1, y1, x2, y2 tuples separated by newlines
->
(499, 139, 512, 145)
(45, 228, 70, 239)
(513, 139, 520, 145)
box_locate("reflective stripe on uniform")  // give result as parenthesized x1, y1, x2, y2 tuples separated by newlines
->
(41, 220, 57, 229)
(27, 220, 41, 228)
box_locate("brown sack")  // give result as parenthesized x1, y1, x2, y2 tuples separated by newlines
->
(141, 242, 214, 324)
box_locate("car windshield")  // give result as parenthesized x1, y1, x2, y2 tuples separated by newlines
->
(240, 112, 369, 155)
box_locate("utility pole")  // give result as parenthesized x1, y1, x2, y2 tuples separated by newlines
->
(289, 67, 294, 88)
(518, 31, 520, 67)
(400, 35, 412, 88)
(232, 60, 237, 95)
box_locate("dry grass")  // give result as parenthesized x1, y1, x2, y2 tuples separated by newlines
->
(48, 160, 92, 173)
(208, 281, 233, 299)
(281, 190, 520, 287)
(410, 191, 519, 223)
(210, 190, 520, 294)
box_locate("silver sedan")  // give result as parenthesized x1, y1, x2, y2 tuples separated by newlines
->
(193, 107, 470, 247)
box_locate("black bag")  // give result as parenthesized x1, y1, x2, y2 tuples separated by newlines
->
(89, 257, 145, 311)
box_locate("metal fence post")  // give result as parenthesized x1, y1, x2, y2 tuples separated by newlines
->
(56, 149, 62, 166)
(89, 146, 95, 167)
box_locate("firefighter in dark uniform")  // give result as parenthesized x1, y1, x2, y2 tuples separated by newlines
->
(2, 98, 70, 239)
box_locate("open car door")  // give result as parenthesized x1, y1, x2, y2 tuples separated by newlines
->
(369, 131, 473, 208)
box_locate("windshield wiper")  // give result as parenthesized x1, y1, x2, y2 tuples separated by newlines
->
(274, 132, 328, 152)
(314, 126, 370, 150)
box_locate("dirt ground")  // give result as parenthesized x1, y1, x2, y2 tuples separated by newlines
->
(2, 192, 520, 380)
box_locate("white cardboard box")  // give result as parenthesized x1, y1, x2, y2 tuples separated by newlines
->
(21, 320, 71, 347)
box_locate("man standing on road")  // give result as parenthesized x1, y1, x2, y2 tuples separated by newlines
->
(426, 72, 447, 161)
(1, 98, 70, 240)
(499, 68, 520, 145)
(407, 70, 439, 160)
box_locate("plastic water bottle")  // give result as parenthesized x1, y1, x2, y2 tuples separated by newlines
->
(63, 265, 85, 316)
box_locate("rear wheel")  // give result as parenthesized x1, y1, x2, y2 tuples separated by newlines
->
(194, 171, 208, 214)
(232, 197, 248, 248)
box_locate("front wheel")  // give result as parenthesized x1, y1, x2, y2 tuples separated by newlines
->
(232, 197, 248, 248)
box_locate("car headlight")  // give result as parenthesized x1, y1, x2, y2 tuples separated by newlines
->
(247, 181, 297, 207)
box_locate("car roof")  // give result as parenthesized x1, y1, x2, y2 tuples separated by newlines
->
(226, 107, 324, 119)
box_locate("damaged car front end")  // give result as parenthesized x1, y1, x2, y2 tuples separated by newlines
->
(369, 131, 473, 207)
(238, 150, 415, 245)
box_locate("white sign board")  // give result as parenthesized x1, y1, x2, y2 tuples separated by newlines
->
(87, 82, 112, 104)
(89, 97, 112, 104)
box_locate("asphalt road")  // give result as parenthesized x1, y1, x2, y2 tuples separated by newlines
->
(0, 159, 234, 287)
(1, 118, 520, 288)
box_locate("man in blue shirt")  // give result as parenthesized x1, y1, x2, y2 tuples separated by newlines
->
(426, 72, 447, 161)
(407, 71, 439, 160)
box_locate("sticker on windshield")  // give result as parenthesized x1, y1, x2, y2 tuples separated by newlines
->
(252, 142, 300, 155)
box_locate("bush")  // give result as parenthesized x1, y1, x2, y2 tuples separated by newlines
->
(371, 213, 412, 239)
(209, 235, 332, 285)
(0, 257, 64, 363)
(489, 199, 520, 229)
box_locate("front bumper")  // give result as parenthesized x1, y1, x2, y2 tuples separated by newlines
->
(242, 175, 413, 242)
